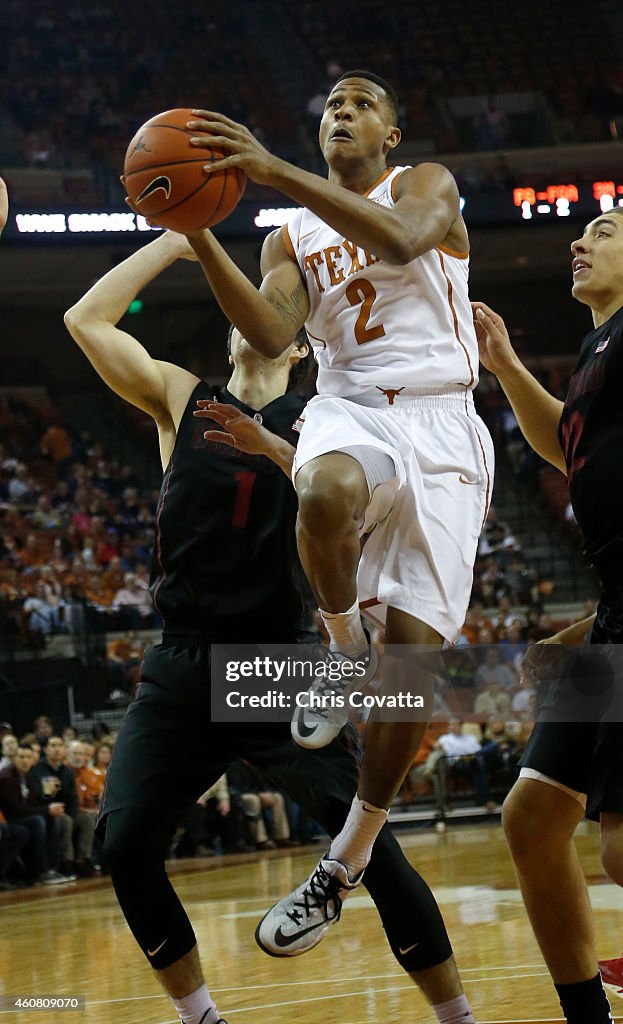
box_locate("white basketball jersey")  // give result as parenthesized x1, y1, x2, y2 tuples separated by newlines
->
(283, 165, 478, 397)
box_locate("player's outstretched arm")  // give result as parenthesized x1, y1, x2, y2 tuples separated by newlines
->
(194, 401, 296, 477)
(472, 301, 566, 474)
(187, 227, 309, 358)
(187, 112, 458, 264)
(539, 614, 597, 645)
(0, 177, 8, 237)
(64, 231, 196, 419)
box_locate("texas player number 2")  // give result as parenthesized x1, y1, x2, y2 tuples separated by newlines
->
(345, 278, 386, 345)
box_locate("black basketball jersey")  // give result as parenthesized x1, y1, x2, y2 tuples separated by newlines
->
(150, 381, 306, 635)
(559, 305, 623, 569)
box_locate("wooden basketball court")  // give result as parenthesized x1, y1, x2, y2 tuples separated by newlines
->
(3, 820, 622, 1024)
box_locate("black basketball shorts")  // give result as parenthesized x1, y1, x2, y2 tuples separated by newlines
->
(519, 587, 623, 819)
(99, 635, 361, 835)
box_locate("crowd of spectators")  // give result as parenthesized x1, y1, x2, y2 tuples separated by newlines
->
(0, 714, 322, 887)
(0, 383, 566, 658)
(0, 391, 160, 653)
(1, 0, 622, 210)
(0, 716, 111, 887)
(0, 698, 541, 889)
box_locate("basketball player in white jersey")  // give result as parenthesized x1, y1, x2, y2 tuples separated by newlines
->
(180, 70, 493, 966)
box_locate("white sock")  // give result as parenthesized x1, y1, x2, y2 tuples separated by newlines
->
(320, 600, 368, 658)
(172, 983, 220, 1024)
(328, 795, 389, 876)
(432, 993, 476, 1024)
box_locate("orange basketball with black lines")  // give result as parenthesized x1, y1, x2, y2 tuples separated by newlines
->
(123, 108, 246, 232)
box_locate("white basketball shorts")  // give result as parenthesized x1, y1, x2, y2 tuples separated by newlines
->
(292, 387, 494, 642)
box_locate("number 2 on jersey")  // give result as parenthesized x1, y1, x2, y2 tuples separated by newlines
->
(345, 278, 386, 345)
(232, 470, 256, 528)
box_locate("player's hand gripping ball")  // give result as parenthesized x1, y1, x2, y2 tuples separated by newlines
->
(123, 108, 246, 232)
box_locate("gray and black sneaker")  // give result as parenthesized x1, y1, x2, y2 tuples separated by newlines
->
(255, 854, 363, 957)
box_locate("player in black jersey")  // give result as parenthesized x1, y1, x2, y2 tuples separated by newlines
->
(64, 229, 478, 1024)
(472, 208, 623, 1024)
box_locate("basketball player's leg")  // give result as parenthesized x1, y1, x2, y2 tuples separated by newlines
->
(503, 776, 591, 980)
(503, 776, 613, 1024)
(328, 607, 441, 876)
(600, 812, 623, 886)
(253, 729, 476, 1022)
(100, 642, 230, 1024)
(295, 444, 398, 659)
(295, 451, 368, 614)
(357, 607, 441, 809)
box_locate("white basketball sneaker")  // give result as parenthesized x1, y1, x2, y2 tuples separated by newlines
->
(291, 642, 379, 749)
(255, 854, 363, 957)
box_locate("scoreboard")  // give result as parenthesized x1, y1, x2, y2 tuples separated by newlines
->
(4, 179, 623, 241)
(512, 180, 623, 220)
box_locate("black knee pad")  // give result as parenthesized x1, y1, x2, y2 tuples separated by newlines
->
(364, 825, 453, 972)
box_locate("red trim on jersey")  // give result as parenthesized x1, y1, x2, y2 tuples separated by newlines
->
(435, 249, 475, 387)
(151, 455, 175, 616)
(473, 423, 492, 531)
(362, 167, 393, 198)
(437, 242, 469, 260)
(281, 223, 297, 263)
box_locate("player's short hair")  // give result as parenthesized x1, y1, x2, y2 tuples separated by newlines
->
(226, 325, 314, 392)
(334, 69, 400, 125)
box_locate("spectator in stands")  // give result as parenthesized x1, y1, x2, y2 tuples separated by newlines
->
(19, 734, 41, 764)
(0, 817, 29, 889)
(23, 581, 59, 637)
(0, 744, 67, 885)
(227, 761, 294, 850)
(106, 629, 144, 693)
(8, 465, 38, 505)
(33, 715, 53, 748)
(406, 724, 449, 808)
(457, 608, 482, 646)
(40, 422, 72, 478)
(31, 495, 62, 530)
(474, 679, 511, 717)
(176, 776, 250, 857)
(66, 740, 99, 875)
(112, 571, 154, 628)
(511, 662, 537, 716)
(436, 718, 495, 812)
(93, 740, 113, 773)
(0, 734, 18, 771)
(33, 736, 78, 878)
(77, 737, 97, 767)
(475, 648, 517, 690)
(480, 718, 519, 780)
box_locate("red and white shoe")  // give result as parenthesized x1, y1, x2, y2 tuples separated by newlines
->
(599, 955, 623, 997)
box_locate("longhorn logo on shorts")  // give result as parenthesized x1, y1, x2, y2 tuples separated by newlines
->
(376, 386, 404, 406)
(135, 175, 172, 205)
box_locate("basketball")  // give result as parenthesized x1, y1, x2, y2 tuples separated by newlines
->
(123, 108, 246, 232)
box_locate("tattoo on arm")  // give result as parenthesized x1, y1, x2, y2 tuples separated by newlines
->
(267, 281, 307, 328)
